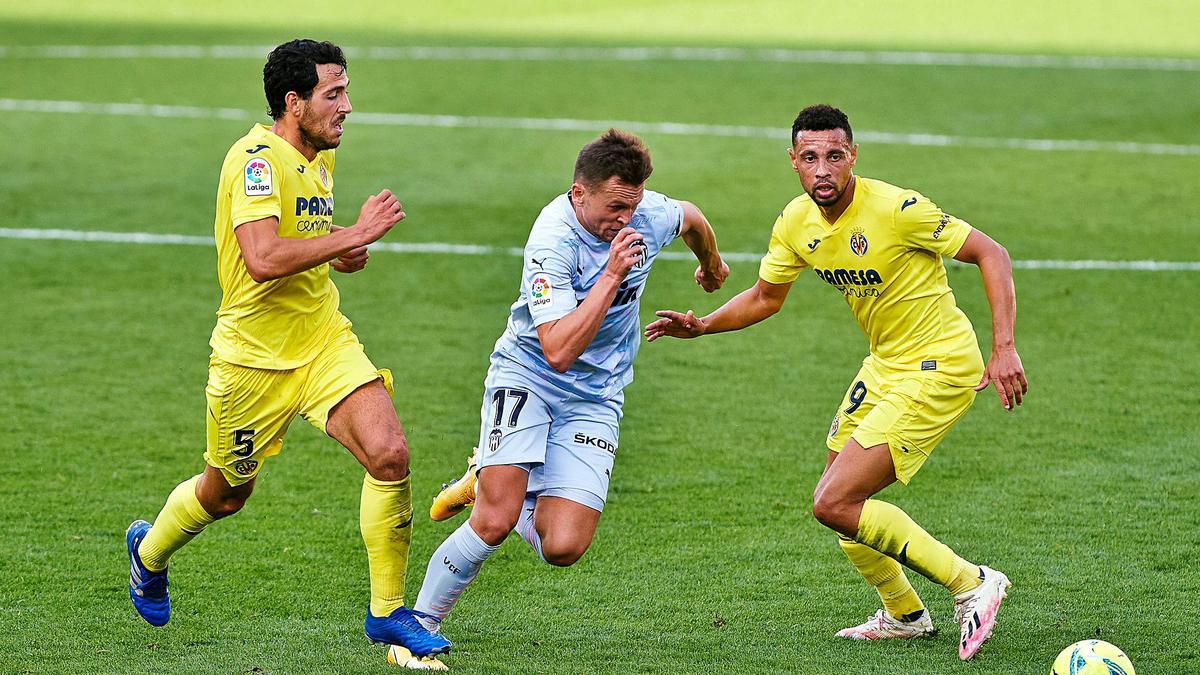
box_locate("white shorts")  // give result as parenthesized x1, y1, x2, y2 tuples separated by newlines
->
(476, 361, 622, 512)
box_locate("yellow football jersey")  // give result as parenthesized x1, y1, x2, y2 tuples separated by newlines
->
(209, 124, 344, 370)
(760, 176, 984, 384)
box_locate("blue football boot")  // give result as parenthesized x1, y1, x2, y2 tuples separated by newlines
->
(365, 606, 452, 656)
(126, 520, 170, 626)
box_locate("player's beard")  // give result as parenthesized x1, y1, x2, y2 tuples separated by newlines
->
(298, 108, 340, 151)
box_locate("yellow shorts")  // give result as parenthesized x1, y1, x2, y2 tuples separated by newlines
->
(204, 323, 393, 486)
(826, 356, 976, 485)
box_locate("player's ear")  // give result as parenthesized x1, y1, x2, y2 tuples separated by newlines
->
(849, 143, 858, 167)
(285, 91, 302, 118)
(787, 146, 801, 173)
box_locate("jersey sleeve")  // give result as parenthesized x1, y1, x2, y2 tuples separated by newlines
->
(660, 195, 684, 248)
(758, 212, 807, 284)
(893, 191, 973, 257)
(524, 241, 578, 327)
(230, 151, 283, 228)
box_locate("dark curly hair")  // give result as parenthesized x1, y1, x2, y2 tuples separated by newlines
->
(791, 104, 853, 144)
(263, 39, 347, 120)
(574, 128, 654, 188)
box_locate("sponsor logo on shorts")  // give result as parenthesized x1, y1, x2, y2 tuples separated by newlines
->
(244, 158, 273, 196)
(233, 459, 259, 476)
(829, 414, 840, 437)
(487, 427, 503, 453)
(849, 227, 869, 257)
(921, 360, 937, 371)
(530, 275, 553, 309)
(573, 433, 617, 455)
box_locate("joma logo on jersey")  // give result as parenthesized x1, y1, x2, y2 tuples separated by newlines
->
(574, 433, 617, 455)
(814, 268, 884, 286)
(295, 196, 334, 216)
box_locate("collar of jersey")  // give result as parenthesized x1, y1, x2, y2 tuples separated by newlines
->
(560, 191, 608, 249)
(251, 124, 323, 168)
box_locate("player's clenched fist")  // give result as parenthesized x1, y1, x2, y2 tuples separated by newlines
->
(694, 259, 729, 293)
(354, 189, 405, 244)
(604, 227, 645, 279)
(331, 244, 370, 274)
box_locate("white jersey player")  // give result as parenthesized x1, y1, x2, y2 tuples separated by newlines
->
(412, 129, 729, 658)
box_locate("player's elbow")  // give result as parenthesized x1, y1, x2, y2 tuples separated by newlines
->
(540, 343, 576, 373)
(243, 257, 279, 283)
(544, 350, 575, 373)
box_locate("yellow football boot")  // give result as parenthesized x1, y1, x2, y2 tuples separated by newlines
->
(429, 448, 479, 521)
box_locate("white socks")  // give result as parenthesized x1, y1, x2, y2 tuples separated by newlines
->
(414, 522, 499, 627)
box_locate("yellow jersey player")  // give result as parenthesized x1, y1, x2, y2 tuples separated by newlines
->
(645, 104, 1027, 661)
(125, 39, 450, 663)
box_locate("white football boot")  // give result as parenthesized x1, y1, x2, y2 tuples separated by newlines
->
(835, 609, 937, 640)
(954, 565, 1012, 660)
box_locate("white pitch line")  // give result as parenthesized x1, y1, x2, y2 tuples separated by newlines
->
(3, 44, 1199, 72)
(3, 228, 1198, 271)
(3, 98, 1199, 157)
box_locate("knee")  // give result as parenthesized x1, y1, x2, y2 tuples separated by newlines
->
(366, 436, 410, 482)
(812, 490, 855, 533)
(540, 536, 590, 567)
(208, 493, 250, 520)
(470, 509, 519, 547)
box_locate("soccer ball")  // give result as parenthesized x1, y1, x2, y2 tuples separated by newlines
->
(1051, 640, 1136, 674)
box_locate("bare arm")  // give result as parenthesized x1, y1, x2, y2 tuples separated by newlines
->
(954, 228, 1028, 409)
(235, 189, 403, 282)
(678, 201, 728, 292)
(536, 227, 644, 373)
(645, 277, 793, 341)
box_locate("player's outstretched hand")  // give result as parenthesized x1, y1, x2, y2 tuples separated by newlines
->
(354, 189, 405, 245)
(694, 259, 729, 292)
(975, 346, 1027, 410)
(644, 310, 706, 342)
(605, 227, 645, 279)
(331, 244, 369, 274)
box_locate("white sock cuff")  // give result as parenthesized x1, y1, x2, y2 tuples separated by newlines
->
(459, 522, 501, 563)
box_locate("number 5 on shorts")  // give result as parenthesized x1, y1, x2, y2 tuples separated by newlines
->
(232, 428, 255, 457)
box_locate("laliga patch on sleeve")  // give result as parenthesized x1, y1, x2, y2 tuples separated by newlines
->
(529, 275, 553, 308)
(244, 158, 273, 196)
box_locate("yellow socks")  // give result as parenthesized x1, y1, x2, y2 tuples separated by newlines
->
(137, 475, 215, 572)
(360, 474, 413, 617)
(838, 536, 926, 620)
(856, 499, 982, 596)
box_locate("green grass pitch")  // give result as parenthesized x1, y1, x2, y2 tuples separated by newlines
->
(1, 4, 1198, 673)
